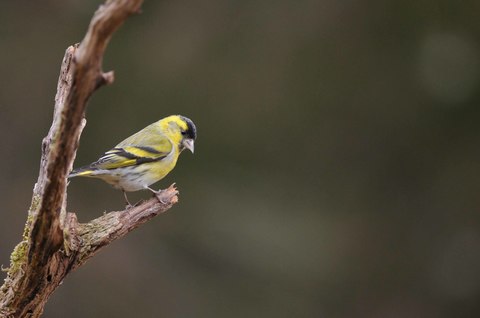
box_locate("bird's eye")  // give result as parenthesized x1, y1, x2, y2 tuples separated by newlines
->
(181, 131, 187, 135)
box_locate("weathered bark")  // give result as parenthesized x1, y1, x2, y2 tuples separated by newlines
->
(0, 1, 179, 317)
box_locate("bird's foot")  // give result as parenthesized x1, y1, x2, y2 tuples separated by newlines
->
(124, 200, 142, 209)
(122, 191, 141, 209)
(147, 183, 179, 204)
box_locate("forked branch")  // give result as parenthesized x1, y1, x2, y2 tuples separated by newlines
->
(0, 1, 179, 317)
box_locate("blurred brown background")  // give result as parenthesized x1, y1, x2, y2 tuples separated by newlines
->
(1, 0, 480, 317)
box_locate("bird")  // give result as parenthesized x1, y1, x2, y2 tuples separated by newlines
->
(69, 115, 196, 206)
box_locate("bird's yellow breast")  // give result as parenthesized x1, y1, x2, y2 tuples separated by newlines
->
(113, 143, 180, 191)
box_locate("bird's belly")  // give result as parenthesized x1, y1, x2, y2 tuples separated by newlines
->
(114, 157, 178, 192)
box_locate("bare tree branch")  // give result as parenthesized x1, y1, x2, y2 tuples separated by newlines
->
(0, 1, 180, 317)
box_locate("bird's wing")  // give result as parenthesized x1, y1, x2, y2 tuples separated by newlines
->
(90, 137, 173, 170)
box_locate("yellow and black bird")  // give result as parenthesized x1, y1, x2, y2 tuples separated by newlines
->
(69, 115, 196, 205)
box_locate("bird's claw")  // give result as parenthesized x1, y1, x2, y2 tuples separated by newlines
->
(155, 191, 168, 204)
(124, 200, 141, 209)
(152, 183, 178, 204)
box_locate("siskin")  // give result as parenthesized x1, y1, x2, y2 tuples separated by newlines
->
(69, 115, 196, 205)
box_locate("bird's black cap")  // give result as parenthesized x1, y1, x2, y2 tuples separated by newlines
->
(180, 115, 197, 140)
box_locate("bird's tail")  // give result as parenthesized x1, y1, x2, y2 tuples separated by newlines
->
(69, 167, 95, 178)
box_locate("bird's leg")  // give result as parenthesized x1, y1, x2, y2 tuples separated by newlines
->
(123, 190, 133, 208)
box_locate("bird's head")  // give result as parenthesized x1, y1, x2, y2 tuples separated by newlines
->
(161, 115, 197, 153)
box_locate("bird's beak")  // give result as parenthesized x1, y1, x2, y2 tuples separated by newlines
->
(182, 139, 195, 154)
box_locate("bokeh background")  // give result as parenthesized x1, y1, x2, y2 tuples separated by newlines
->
(1, 0, 480, 317)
